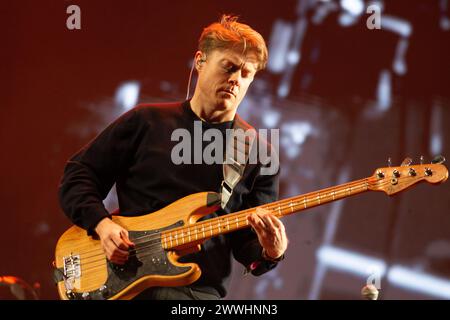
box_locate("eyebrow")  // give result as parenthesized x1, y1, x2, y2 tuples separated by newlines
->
(220, 58, 257, 73)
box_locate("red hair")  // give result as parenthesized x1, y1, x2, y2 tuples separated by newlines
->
(198, 15, 268, 71)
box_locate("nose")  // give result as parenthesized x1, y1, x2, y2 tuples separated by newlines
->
(228, 72, 241, 87)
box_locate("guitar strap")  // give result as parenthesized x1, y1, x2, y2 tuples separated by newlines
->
(220, 114, 256, 209)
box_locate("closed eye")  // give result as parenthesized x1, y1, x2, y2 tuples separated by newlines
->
(223, 64, 239, 74)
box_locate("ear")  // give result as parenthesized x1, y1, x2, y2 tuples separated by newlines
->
(194, 50, 206, 71)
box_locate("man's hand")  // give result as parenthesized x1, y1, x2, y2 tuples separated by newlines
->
(247, 207, 288, 260)
(94, 218, 135, 265)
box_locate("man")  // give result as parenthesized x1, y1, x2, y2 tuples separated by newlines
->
(59, 15, 288, 300)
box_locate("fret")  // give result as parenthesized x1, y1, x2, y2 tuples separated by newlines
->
(161, 180, 370, 249)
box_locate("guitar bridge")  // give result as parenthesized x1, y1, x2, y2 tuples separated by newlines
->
(63, 254, 81, 290)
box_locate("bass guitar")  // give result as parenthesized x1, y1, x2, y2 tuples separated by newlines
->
(54, 159, 447, 300)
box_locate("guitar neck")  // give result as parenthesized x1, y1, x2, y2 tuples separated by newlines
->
(161, 177, 370, 250)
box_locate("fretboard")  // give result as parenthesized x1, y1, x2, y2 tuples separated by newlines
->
(161, 178, 369, 249)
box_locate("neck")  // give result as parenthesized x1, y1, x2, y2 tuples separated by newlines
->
(190, 92, 236, 123)
(161, 178, 370, 250)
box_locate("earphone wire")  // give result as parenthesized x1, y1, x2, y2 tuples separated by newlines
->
(185, 59, 196, 100)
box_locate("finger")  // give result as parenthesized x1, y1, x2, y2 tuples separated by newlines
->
(247, 214, 266, 234)
(260, 214, 277, 234)
(111, 253, 128, 265)
(281, 225, 289, 245)
(270, 216, 288, 246)
(110, 256, 127, 265)
(111, 232, 130, 251)
(121, 230, 135, 247)
(268, 215, 286, 237)
(112, 259, 127, 265)
(268, 214, 284, 229)
(254, 211, 271, 229)
(255, 207, 271, 216)
(249, 213, 266, 230)
(104, 240, 127, 263)
(255, 210, 279, 230)
(108, 239, 131, 261)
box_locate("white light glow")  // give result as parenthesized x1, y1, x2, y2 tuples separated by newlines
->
(376, 69, 391, 112)
(115, 81, 140, 111)
(268, 20, 294, 73)
(388, 265, 450, 299)
(287, 51, 300, 65)
(281, 121, 314, 159)
(317, 245, 387, 277)
(382, 16, 412, 37)
(340, 0, 364, 16)
(262, 110, 281, 128)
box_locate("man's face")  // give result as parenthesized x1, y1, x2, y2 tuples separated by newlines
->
(196, 48, 259, 112)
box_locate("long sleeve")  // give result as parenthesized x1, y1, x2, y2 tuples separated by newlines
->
(58, 108, 145, 234)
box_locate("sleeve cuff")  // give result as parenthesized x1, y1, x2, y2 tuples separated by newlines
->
(245, 248, 285, 276)
(261, 248, 285, 263)
(87, 213, 112, 236)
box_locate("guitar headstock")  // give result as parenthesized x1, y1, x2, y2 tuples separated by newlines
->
(368, 156, 448, 195)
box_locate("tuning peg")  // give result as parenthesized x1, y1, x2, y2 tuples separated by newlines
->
(401, 157, 412, 166)
(388, 157, 392, 167)
(431, 155, 446, 164)
(420, 155, 424, 165)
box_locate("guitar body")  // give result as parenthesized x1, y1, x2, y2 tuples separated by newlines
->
(54, 192, 221, 300)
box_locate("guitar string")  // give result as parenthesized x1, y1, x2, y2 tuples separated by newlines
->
(77, 177, 415, 274)
(74, 178, 371, 262)
(74, 179, 389, 271)
(77, 173, 432, 275)
(81, 177, 371, 257)
(74, 177, 386, 272)
(60, 165, 439, 263)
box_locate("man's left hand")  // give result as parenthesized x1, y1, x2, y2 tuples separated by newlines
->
(247, 207, 288, 260)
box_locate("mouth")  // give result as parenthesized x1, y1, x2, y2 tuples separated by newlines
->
(220, 89, 236, 97)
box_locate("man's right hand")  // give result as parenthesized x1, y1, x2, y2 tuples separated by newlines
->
(94, 218, 135, 265)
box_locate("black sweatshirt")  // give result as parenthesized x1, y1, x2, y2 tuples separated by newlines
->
(58, 100, 280, 298)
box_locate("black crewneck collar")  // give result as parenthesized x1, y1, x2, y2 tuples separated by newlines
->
(182, 100, 234, 131)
